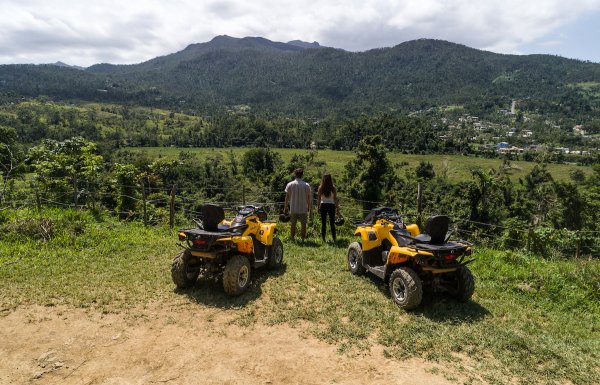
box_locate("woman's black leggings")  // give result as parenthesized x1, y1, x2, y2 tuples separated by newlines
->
(320, 203, 336, 241)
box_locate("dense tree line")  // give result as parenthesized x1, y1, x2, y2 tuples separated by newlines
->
(2, 99, 598, 169)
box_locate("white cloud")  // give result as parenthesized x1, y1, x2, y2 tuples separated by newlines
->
(0, 0, 599, 66)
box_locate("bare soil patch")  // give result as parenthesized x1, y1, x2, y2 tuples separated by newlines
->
(0, 303, 456, 385)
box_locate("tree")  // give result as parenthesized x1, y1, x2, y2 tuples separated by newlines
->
(415, 161, 435, 180)
(28, 137, 103, 206)
(242, 148, 283, 179)
(551, 181, 586, 230)
(0, 125, 23, 204)
(113, 163, 139, 217)
(523, 163, 555, 225)
(468, 168, 503, 224)
(344, 135, 396, 209)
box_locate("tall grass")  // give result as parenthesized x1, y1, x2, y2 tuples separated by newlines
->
(1, 208, 598, 384)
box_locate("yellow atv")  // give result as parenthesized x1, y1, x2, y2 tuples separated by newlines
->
(348, 207, 474, 310)
(172, 204, 283, 296)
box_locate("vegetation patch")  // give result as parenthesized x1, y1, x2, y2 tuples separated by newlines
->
(492, 72, 520, 84)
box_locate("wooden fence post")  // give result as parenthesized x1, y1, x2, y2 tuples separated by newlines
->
(170, 185, 176, 228)
(526, 222, 533, 252)
(417, 182, 423, 227)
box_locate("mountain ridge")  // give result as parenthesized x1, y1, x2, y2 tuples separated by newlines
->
(1, 36, 599, 117)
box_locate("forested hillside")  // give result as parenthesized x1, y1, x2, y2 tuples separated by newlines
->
(1, 36, 600, 118)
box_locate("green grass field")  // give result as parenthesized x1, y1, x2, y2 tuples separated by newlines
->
(1, 208, 598, 384)
(120, 147, 592, 183)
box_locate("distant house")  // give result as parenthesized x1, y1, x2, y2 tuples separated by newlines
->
(522, 130, 533, 138)
(527, 145, 546, 152)
(498, 146, 523, 154)
(496, 142, 510, 149)
(573, 125, 587, 136)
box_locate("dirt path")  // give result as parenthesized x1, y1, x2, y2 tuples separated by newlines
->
(0, 303, 456, 385)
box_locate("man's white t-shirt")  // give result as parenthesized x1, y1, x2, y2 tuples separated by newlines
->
(285, 179, 311, 214)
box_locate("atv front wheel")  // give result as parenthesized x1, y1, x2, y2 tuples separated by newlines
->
(455, 266, 475, 302)
(171, 249, 200, 288)
(389, 267, 422, 310)
(347, 242, 365, 275)
(267, 237, 284, 269)
(223, 255, 252, 296)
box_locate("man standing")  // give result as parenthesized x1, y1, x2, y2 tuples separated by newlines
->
(284, 168, 312, 242)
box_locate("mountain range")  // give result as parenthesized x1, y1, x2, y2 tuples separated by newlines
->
(1, 35, 599, 117)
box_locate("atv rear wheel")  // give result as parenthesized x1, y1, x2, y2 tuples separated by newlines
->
(347, 242, 365, 275)
(267, 237, 284, 269)
(223, 255, 251, 296)
(171, 249, 200, 288)
(389, 267, 422, 310)
(455, 266, 475, 302)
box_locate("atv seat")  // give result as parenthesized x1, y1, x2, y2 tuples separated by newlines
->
(412, 241, 467, 252)
(201, 204, 226, 232)
(413, 215, 450, 245)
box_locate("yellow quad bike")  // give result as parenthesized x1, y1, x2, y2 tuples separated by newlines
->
(348, 207, 474, 310)
(172, 204, 283, 296)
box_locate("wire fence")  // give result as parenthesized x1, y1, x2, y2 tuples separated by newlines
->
(1, 179, 599, 257)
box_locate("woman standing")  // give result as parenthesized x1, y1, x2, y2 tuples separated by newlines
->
(317, 173, 340, 242)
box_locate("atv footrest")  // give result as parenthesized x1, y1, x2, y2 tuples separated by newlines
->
(366, 265, 386, 280)
(253, 259, 266, 268)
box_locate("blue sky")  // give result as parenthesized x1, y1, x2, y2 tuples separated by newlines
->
(520, 10, 600, 62)
(1, 0, 600, 66)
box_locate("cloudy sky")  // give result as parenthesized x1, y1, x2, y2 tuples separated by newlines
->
(1, 0, 600, 67)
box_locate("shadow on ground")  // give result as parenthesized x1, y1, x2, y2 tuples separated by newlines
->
(174, 264, 287, 309)
(415, 293, 490, 323)
(374, 279, 490, 323)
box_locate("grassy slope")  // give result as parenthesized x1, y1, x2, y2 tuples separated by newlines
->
(0, 208, 598, 385)
(122, 147, 592, 182)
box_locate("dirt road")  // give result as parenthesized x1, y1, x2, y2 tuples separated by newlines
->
(0, 303, 456, 385)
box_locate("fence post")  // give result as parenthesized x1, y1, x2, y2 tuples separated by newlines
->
(170, 184, 176, 228)
(142, 182, 148, 227)
(417, 182, 423, 227)
(526, 222, 533, 252)
(242, 185, 246, 205)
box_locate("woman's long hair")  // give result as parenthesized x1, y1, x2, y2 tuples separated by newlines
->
(318, 173, 335, 197)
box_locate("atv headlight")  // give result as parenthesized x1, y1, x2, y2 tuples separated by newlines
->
(178, 232, 187, 241)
